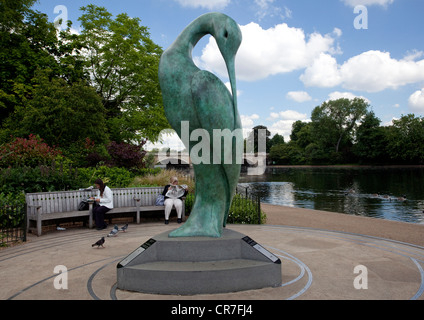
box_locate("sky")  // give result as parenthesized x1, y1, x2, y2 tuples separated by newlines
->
(33, 0, 424, 150)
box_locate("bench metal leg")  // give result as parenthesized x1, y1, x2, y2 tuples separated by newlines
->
(135, 199, 141, 224)
(88, 203, 94, 229)
(36, 212, 42, 237)
(136, 209, 141, 224)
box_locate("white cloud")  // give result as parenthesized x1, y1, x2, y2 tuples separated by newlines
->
(327, 91, 371, 104)
(241, 114, 260, 129)
(409, 89, 424, 113)
(268, 110, 309, 141)
(197, 19, 424, 95)
(173, 0, 231, 10)
(197, 22, 340, 82)
(300, 53, 342, 88)
(341, 0, 394, 7)
(286, 91, 312, 103)
(145, 130, 185, 151)
(301, 50, 424, 93)
(254, 0, 292, 21)
(403, 50, 424, 62)
(241, 114, 260, 138)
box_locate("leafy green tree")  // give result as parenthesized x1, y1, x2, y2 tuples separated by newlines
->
(269, 133, 285, 149)
(75, 5, 169, 144)
(2, 70, 108, 156)
(0, 0, 85, 127)
(353, 111, 387, 163)
(290, 121, 313, 149)
(386, 114, 424, 164)
(311, 98, 369, 155)
(270, 142, 304, 165)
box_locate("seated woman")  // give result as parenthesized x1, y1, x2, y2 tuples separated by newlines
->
(91, 178, 114, 230)
(162, 176, 188, 224)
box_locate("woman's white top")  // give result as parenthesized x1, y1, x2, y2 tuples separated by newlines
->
(96, 186, 114, 209)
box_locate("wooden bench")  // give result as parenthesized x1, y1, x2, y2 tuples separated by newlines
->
(26, 187, 185, 236)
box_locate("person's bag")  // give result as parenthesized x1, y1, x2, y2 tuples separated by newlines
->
(155, 195, 165, 206)
(78, 199, 90, 211)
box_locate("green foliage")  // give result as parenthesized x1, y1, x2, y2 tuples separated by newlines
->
(0, 192, 26, 229)
(0, 0, 85, 126)
(184, 193, 266, 225)
(386, 114, 424, 164)
(184, 193, 195, 215)
(227, 194, 267, 224)
(0, 163, 81, 194)
(0, 2, 168, 167)
(2, 71, 108, 152)
(353, 112, 387, 164)
(270, 143, 305, 165)
(77, 166, 136, 188)
(75, 4, 169, 143)
(311, 98, 368, 154)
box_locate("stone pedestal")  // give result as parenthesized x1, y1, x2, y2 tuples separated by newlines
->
(116, 229, 282, 295)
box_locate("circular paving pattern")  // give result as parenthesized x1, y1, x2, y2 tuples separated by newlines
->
(1, 223, 423, 300)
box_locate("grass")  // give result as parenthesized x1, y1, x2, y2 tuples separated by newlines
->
(129, 169, 195, 192)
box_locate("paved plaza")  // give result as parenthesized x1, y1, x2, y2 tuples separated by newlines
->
(1, 205, 423, 300)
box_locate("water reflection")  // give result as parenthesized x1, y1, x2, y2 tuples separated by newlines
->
(239, 167, 424, 224)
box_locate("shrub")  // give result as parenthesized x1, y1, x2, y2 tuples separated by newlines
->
(77, 166, 136, 188)
(0, 192, 26, 229)
(107, 141, 147, 169)
(0, 134, 62, 167)
(227, 194, 267, 224)
(0, 163, 81, 194)
(184, 193, 267, 225)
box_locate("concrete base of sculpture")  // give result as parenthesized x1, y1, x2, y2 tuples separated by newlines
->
(116, 229, 282, 295)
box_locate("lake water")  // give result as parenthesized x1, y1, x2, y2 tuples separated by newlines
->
(238, 167, 424, 225)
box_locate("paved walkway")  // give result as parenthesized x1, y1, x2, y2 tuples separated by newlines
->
(1, 205, 424, 300)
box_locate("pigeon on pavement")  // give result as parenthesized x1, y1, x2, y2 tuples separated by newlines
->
(92, 237, 105, 248)
(107, 224, 119, 237)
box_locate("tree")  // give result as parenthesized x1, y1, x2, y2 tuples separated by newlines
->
(311, 98, 369, 154)
(75, 5, 169, 144)
(290, 121, 313, 149)
(270, 142, 304, 165)
(353, 111, 387, 163)
(0, 0, 85, 127)
(269, 133, 285, 149)
(386, 114, 424, 164)
(1, 70, 108, 158)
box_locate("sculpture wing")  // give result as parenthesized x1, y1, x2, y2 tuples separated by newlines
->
(191, 70, 241, 227)
(191, 70, 235, 135)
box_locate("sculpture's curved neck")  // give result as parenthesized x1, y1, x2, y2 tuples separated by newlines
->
(173, 14, 216, 59)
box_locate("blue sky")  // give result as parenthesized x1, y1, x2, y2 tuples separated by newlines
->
(33, 0, 424, 148)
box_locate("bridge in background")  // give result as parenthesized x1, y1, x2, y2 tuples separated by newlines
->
(148, 151, 269, 168)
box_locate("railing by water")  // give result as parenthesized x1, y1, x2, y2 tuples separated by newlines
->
(183, 185, 264, 225)
(232, 184, 263, 225)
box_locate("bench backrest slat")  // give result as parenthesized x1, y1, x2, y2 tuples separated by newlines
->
(26, 187, 165, 214)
